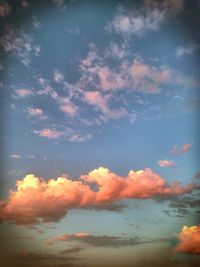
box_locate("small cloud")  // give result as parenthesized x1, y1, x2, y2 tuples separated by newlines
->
(176, 42, 199, 57)
(27, 107, 43, 116)
(27, 107, 47, 120)
(60, 98, 78, 117)
(158, 160, 177, 168)
(32, 15, 42, 29)
(27, 155, 36, 159)
(129, 111, 137, 124)
(0, 2, 12, 17)
(15, 89, 33, 98)
(181, 143, 193, 153)
(10, 154, 21, 159)
(175, 225, 200, 254)
(170, 143, 193, 155)
(33, 128, 64, 139)
(52, 0, 66, 11)
(68, 26, 80, 35)
(21, 0, 29, 8)
(68, 133, 92, 143)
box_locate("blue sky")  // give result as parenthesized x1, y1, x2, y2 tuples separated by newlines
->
(0, 1, 200, 267)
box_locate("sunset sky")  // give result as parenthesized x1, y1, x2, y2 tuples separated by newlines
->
(0, 0, 200, 267)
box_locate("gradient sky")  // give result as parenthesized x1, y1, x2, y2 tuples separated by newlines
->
(0, 1, 200, 267)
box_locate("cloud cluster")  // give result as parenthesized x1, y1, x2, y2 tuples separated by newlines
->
(80, 48, 195, 95)
(107, 0, 184, 37)
(175, 225, 200, 254)
(0, 167, 196, 224)
(0, 27, 40, 65)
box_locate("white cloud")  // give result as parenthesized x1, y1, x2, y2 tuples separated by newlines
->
(10, 154, 21, 159)
(176, 42, 200, 57)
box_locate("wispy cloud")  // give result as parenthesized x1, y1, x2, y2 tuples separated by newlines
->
(15, 89, 33, 98)
(0, 27, 40, 65)
(175, 225, 200, 254)
(52, 0, 66, 11)
(107, 0, 184, 37)
(170, 143, 193, 155)
(80, 46, 196, 95)
(176, 42, 200, 57)
(33, 127, 92, 143)
(10, 154, 21, 159)
(0, 167, 196, 224)
(47, 232, 170, 249)
(33, 128, 64, 139)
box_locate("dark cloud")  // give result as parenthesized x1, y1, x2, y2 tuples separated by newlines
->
(49, 233, 170, 249)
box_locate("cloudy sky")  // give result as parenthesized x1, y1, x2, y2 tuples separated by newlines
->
(0, 0, 200, 266)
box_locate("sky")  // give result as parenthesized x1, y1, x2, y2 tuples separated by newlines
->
(0, 0, 200, 266)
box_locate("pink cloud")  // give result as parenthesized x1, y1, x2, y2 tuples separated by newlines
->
(175, 225, 200, 254)
(170, 143, 193, 155)
(33, 128, 64, 139)
(84, 91, 127, 120)
(27, 107, 45, 119)
(60, 98, 78, 116)
(157, 160, 177, 168)
(0, 167, 196, 224)
(27, 107, 43, 116)
(181, 143, 193, 153)
(16, 89, 32, 98)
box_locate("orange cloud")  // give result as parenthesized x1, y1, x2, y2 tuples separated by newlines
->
(175, 225, 200, 254)
(170, 143, 193, 155)
(0, 168, 197, 224)
(181, 143, 193, 153)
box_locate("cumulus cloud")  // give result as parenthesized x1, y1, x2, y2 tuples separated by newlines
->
(0, 167, 196, 224)
(170, 143, 193, 155)
(157, 160, 177, 168)
(175, 225, 200, 254)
